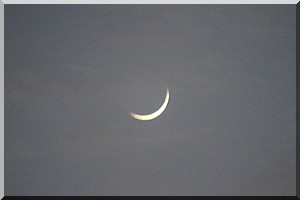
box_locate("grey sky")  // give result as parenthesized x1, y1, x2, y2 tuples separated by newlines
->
(5, 5, 295, 195)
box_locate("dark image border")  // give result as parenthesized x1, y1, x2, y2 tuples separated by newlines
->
(2, 3, 299, 199)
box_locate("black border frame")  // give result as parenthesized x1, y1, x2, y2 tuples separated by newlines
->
(2, 3, 299, 199)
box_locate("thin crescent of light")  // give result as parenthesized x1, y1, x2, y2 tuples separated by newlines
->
(130, 87, 169, 121)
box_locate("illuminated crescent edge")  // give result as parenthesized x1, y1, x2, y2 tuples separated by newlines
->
(130, 87, 169, 121)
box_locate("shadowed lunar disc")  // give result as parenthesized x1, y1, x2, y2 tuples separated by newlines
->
(129, 87, 169, 121)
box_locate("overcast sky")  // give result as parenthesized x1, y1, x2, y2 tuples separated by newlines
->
(5, 5, 295, 195)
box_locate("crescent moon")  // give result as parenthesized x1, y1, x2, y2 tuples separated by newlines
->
(130, 87, 170, 121)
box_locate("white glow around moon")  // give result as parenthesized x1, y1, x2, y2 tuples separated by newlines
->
(130, 87, 170, 121)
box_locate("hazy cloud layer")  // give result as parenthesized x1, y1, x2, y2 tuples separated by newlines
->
(5, 5, 295, 195)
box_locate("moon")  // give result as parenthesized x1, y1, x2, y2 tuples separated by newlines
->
(130, 87, 170, 121)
